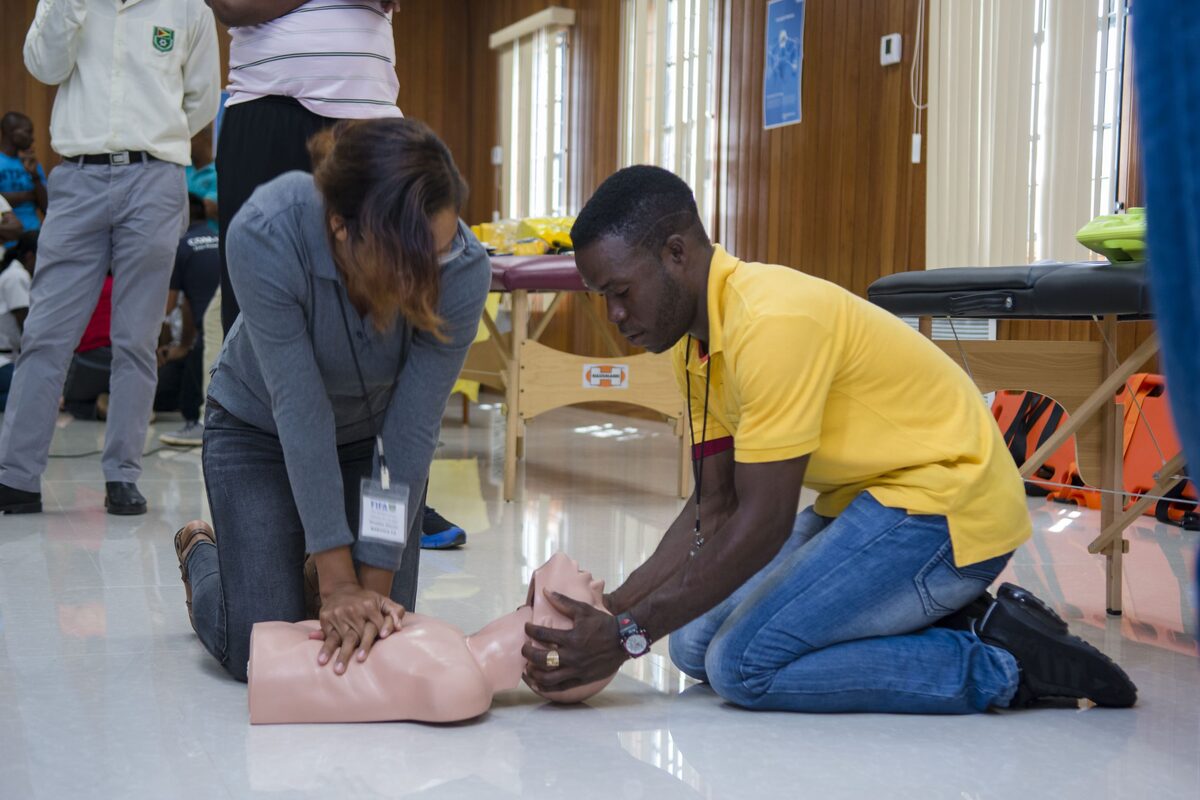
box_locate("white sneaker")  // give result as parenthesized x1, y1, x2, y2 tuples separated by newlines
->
(160, 420, 204, 447)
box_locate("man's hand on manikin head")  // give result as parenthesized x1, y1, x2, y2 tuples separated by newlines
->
(523, 589, 626, 697)
(519, 552, 621, 703)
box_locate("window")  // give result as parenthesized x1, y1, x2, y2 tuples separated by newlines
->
(1025, 0, 1126, 262)
(1089, 0, 1124, 221)
(619, 0, 719, 229)
(927, 0, 1127, 268)
(492, 9, 574, 219)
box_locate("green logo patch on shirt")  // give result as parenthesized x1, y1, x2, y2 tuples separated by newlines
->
(153, 27, 175, 53)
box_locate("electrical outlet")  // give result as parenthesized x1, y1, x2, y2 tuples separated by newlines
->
(880, 33, 902, 66)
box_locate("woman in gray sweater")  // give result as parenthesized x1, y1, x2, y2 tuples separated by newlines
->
(173, 119, 491, 681)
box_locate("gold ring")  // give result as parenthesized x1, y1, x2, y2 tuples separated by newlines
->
(545, 649, 560, 669)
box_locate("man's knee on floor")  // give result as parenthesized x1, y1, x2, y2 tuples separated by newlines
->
(668, 629, 709, 682)
(703, 636, 773, 708)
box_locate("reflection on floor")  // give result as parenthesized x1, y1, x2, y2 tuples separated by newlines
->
(1, 405, 1197, 799)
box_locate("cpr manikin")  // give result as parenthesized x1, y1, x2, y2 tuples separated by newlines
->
(247, 553, 615, 723)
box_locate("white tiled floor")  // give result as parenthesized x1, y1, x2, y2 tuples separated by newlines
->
(1, 404, 1197, 799)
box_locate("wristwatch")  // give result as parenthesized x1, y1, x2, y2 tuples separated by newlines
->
(617, 613, 651, 658)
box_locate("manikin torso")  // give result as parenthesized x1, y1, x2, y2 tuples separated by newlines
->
(248, 553, 614, 724)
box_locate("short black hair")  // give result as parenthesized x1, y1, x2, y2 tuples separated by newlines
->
(572, 165, 708, 254)
(1, 112, 31, 135)
(2, 230, 37, 268)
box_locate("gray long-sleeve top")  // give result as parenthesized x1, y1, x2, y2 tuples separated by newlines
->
(208, 172, 491, 569)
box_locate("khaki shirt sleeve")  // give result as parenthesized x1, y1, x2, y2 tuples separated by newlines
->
(729, 313, 839, 463)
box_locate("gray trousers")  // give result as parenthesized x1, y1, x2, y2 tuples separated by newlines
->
(0, 159, 186, 492)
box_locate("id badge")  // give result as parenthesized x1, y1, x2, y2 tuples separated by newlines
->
(359, 478, 410, 545)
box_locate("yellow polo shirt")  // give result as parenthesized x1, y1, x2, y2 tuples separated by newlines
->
(673, 246, 1031, 566)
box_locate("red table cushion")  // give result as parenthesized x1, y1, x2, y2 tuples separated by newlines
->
(489, 255, 586, 292)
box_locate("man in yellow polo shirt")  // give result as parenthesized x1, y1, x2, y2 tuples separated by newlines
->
(522, 166, 1136, 713)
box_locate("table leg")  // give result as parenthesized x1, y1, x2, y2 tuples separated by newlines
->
(504, 290, 529, 502)
(1099, 315, 1125, 615)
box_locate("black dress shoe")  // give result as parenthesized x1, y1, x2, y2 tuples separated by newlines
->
(105, 482, 147, 516)
(0, 482, 42, 514)
(977, 583, 1137, 708)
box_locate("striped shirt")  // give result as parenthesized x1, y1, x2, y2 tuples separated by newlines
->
(226, 1, 402, 119)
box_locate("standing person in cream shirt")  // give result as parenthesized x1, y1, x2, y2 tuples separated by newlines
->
(0, 0, 219, 517)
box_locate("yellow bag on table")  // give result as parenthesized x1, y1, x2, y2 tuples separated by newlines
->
(451, 292, 502, 404)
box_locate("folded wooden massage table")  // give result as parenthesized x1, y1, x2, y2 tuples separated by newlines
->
(458, 255, 690, 502)
(870, 260, 1182, 614)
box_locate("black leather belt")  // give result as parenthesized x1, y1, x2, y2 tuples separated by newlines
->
(72, 151, 156, 166)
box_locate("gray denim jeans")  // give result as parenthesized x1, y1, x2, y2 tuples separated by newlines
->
(188, 401, 422, 682)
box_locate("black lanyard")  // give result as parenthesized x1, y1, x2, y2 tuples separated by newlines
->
(336, 290, 411, 490)
(685, 335, 712, 556)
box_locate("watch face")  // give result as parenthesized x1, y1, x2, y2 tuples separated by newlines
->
(624, 633, 649, 656)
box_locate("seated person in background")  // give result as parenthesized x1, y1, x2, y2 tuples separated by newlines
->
(187, 127, 218, 232)
(62, 276, 114, 420)
(156, 195, 220, 447)
(0, 113, 47, 245)
(233, 550, 614, 724)
(0, 232, 37, 412)
(0, 195, 23, 243)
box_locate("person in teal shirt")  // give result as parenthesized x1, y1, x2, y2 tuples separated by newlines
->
(0, 113, 48, 245)
(186, 126, 218, 232)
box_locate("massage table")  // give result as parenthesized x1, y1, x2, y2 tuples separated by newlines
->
(459, 255, 690, 502)
(869, 260, 1184, 614)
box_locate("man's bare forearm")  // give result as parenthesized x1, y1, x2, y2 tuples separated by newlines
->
(206, 0, 310, 27)
(606, 494, 735, 614)
(1, 191, 33, 206)
(630, 456, 808, 641)
(630, 502, 792, 641)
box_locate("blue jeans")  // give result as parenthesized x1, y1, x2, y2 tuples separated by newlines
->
(1133, 0, 1200, 626)
(669, 493, 1020, 713)
(188, 401, 422, 682)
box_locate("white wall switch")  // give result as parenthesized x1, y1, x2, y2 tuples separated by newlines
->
(881, 33, 902, 66)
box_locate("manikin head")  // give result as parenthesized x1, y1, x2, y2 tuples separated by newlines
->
(525, 553, 616, 704)
(572, 165, 713, 354)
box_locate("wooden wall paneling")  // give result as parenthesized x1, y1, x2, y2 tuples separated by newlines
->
(2, 1, 57, 171)
(843, 3, 868, 297)
(856, 0, 883, 295)
(394, 1, 472, 200)
(718, 0, 926, 298)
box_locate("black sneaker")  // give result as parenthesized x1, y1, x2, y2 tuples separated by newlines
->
(977, 583, 1137, 708)
(420, 506, 466, 549)
(934, 590, 995, 632)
